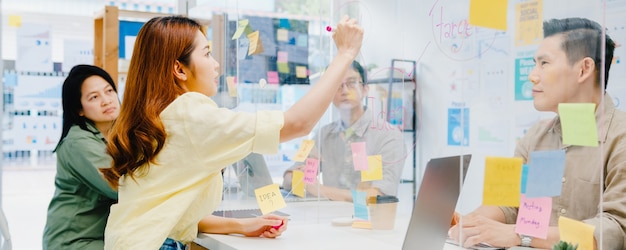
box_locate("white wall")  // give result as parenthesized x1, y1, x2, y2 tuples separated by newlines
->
(359, 0, 624, 214)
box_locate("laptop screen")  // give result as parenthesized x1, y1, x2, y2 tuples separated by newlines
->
(402, 154, 472, 250)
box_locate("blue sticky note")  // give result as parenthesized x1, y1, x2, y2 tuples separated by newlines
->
(521, 164, 528, 194)
(525, 150, 566, 198)
(279, 18, 290, 29)
(351, 190, 369, 220)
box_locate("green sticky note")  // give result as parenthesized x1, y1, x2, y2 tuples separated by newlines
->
(277, 62, 290, 74)
(558, 103, 598, 147)
(469, 0, 508, 31)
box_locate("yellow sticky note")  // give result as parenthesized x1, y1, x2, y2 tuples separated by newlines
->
(296, 66, 307, 78)
(351, 220, 372, 229)
(469, 0, 508, 31)
(483, 157, 523, 207)
(226, 76, 237, 97)
(277, 62, 290, 73)
(292, 170, 305, 197)
(276, 28, 288, 42)
(559, 216, 595, 250)
(247, 30, 264, 56)
(558, 103, 598, 147)
(8, 15, 22, 27)
(292, 140, 315, 162)
(361, 155, 383, 181)
(231, 19, 250, 40)
(515, 0, 543, 46)
(254, 184, 287, 215)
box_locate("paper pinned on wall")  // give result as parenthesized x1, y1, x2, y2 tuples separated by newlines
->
(277, 62, 290, 73)
(469, 0, 508, 31)
(483, 156, 522, 207)
(277, 28, 289, 42)
(361, 155, 383, 181)
(277, 51, 288, 62)
(558, 103, 598, 147)
(296, 66, 307, 78)
(254, 184, 287, 215)
(247, 30, 264, 55)
(267, 71, 280, 84)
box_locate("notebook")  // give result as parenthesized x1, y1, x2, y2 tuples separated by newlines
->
(402, 154, 473, 250)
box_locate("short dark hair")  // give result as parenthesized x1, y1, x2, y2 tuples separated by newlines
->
(351, 61, 367, 84)
(56, 65, 117, 150)
(543, 17, 615, 89)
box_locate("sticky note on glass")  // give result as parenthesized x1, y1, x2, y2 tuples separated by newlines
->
(351, 142, 369, 171)
(559, 216, 595, 250)
(304, 158, 319, 184)
(255, 184, 287, 215)
(515, 195, 552, 239)
(483, 157, 523, 207)
(247, 30, 264, 55)
(226, 76, 237, 97)
(277, 28, 289, 42)
(267, 71, 279, 84)
(292, 170, 305, 197)
(232, 19, 250, 40)
(277, 62, 290, 73)
(293, 139, 315, 162)
(351, 190, 369, 220)
(296, 66, 307, 78)
(277, 51, 288, 62)
(525, 150, 565, 197)
(521, 164, 529, 194)
(558, 103, 598, 147)
(279, 18, 290, 29)
(362, 155, 383, 181)
(8, 15, 22, 27)
(469, 0, 508, 31)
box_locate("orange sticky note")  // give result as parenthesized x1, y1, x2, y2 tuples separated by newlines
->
(361, 155, 383, 181)
(8, 15, 22, 27)
(254, 184, 287, 215)
(559, 216, 595, 250)
(292, 140, 314, 162)
(296, 66, 307, 78)
(226, 76, 237, 97)
(469, 0, 508, 31)
(292, 170, 305, 197)
(247, 30, 264, 55)
(483, 157, 523, 207)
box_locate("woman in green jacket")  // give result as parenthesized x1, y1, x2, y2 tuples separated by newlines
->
(42, 65, 120, 249)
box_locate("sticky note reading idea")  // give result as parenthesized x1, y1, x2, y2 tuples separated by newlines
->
(559, 216, 595, 250)
(254, 184, 286, 215)
(292, 140, 315, 162)
(483, 157, 523, 207)
(558, 103, 598, 147)
(469, 0, 508, 31)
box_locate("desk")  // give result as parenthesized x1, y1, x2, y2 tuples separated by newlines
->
(193, 199, 530, 250)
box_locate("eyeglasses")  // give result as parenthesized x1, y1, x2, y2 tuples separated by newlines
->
(339, 80, 363, 89)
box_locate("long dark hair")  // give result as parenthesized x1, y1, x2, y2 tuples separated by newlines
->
(56, 64, 117, 151)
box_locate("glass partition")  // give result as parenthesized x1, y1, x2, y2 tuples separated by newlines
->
(1, 0, 623, 249)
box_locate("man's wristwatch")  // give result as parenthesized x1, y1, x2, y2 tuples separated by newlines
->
(519, 234, 532, 247)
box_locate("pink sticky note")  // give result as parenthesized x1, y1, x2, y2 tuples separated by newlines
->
(351, 142, 369, 171)
(267, 71, 279, 84)
(514, 195, 552, 239)
(303, 158, 319, 184)
(277, 51, 288, 62)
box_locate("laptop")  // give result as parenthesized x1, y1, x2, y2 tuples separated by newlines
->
(402, 154, 472, 250)
(234, 152, 275, 197)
